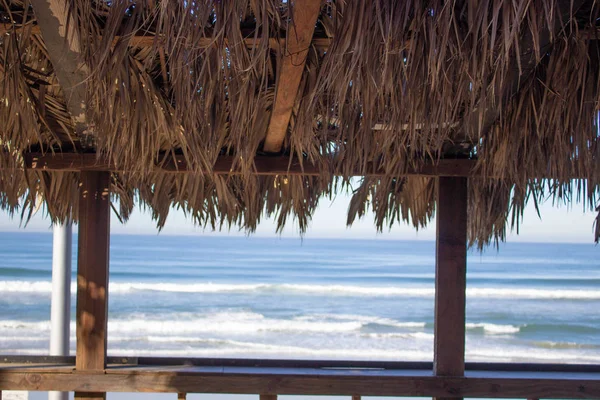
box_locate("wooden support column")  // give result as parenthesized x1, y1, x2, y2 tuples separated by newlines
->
(434, 177, 468, 400)
(75, 171, 111, 400)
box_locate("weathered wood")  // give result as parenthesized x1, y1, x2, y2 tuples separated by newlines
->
(0, 24, 332, 49)
(0, 366, 599, 398)
(351, 395, 361, 400)
(22, 153, 478, 177)
(30, 0, 89, 137)
(262, 0, 323, 153)
(260, 394, 277, 400)
(177, 393, 186, 400)
(434, 177, 468, 400)
(75, 171, 111, 400)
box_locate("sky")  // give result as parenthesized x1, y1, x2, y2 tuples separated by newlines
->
(0, 189, 597, 244)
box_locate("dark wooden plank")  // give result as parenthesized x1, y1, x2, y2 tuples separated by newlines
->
(2, 355, 600, 374)
(262, 0, 323, 153)
(260, 394, 277, 400)
(75, 171, 111, 400)
(22, 153, 478, 177)
(177, 393, 186, 400)
(0, 368, 599, 398)
(434, 177, 468, 400)
(0, 24, 332, 50)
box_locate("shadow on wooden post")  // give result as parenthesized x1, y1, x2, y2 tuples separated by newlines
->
(74, 171, 111, 400)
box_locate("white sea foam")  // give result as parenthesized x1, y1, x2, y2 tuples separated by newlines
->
(2, 280, 600, 300)
(0, 312, 429, 338)
(466, 323, 521, 335)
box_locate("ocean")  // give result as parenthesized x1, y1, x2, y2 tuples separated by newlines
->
(0, 232, 599, 364)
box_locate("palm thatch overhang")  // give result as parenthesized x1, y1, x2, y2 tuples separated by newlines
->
(0, 0, 599, 247)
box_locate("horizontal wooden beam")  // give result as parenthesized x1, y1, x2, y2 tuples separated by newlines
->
(0, 24, 331, 49)
(4, 356, 600, 373)
(0, 362, 598, 398)
(22, 153, 477, 177)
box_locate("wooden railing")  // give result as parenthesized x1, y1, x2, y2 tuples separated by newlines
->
(1, 356, 599, 399)
(1, 174, 593, 400)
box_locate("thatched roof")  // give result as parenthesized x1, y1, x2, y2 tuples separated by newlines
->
(0, 0, 599, 246)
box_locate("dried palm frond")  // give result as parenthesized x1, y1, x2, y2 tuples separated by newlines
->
(348, 176, 435, 232)
(0, 0, 599, 243)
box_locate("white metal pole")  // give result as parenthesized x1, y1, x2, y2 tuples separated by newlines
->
(49, 221, 72, 400)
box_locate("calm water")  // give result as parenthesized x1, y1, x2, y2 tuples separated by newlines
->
(0, 232, 599, 363)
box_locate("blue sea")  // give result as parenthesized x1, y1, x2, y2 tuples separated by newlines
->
(0, 232, 599, 364)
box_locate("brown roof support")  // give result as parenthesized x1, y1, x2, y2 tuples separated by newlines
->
(75, 171, 111, 400)
(434, 177, 468, 400)
(30, 0, 90, 138)
(262, 0, 323, 153)
(0, 24, 332, 50)
(22, 153, 478, 177)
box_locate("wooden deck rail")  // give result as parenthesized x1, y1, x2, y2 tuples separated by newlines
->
(0, 356, 599, 398)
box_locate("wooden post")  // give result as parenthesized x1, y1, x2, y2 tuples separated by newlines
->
(177, 394, 187, 400)
(433, 177, 468, 400)
(75, 171, 111, 400)
(259, 395, 277, 400)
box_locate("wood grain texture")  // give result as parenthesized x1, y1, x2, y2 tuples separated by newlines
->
(22, 153, 478, 177)
(434, 177, 468, 400)
(30, 0, 89, 135)
(0, 367, 599, 398)
(75, 171, 111, 400)
(263, 0, 323, 153)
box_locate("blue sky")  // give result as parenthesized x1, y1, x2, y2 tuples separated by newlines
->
(0, 190, 596, 243)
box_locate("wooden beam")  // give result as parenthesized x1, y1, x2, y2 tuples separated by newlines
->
(30, 0, 89, 137)
(0, 24, 332, 50)
(0, 365, 599, 398)
(434, 177, 468, 400)
(262, 0, 323, 153)
(75, 171, 111, 400)
(3, 355, 600, 372)
(22, 153, 478, 177)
